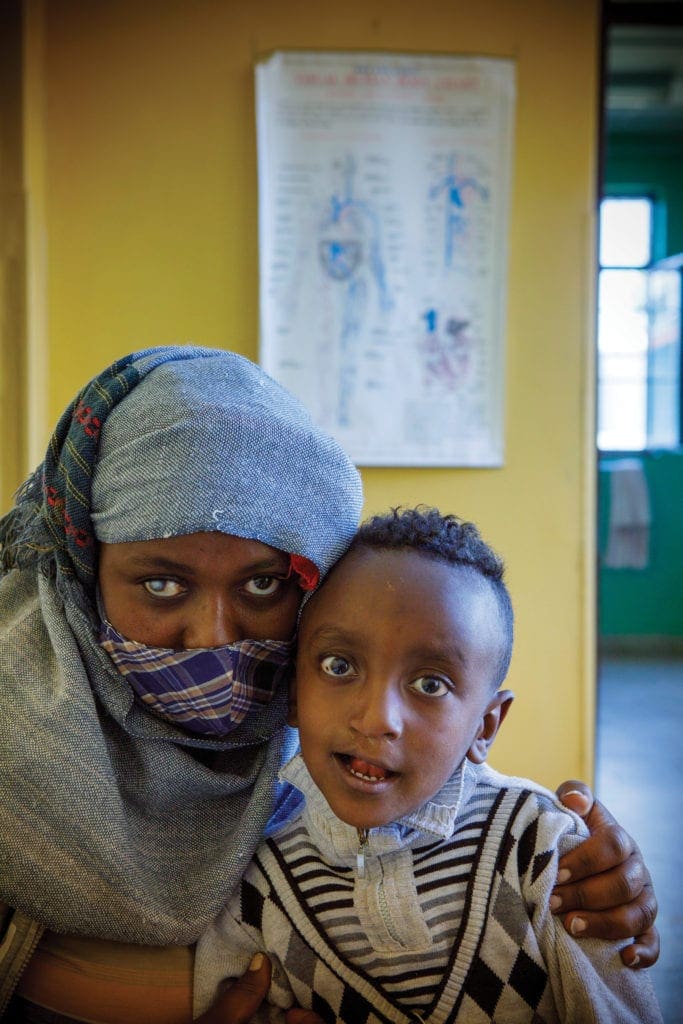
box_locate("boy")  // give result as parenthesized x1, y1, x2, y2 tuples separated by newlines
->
(195, 507, 662, 1023)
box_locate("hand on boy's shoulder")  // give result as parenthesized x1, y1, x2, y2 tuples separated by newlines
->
(553, 780, 659, 969)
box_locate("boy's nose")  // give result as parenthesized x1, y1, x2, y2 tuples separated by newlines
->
(182, 598, 239, 649)
(349, 680, 403, 740)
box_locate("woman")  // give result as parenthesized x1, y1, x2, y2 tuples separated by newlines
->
(0, 347, 657, 1024)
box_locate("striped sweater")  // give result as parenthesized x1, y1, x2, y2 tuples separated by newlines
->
(194, 756, 661, 1023)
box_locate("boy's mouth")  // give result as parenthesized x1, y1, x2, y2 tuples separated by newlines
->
(337, 753, 397, 783)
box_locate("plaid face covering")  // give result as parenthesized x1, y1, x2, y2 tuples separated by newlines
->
(100, 618, 293, 737)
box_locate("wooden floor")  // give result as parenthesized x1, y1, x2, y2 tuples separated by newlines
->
(596, 656, 683, 1024)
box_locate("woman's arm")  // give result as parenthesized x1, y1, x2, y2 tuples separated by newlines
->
(553, 781, 659, 967)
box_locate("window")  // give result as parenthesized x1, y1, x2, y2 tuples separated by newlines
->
(597, 196, 681, 451)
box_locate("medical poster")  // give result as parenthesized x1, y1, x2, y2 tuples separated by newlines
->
(256, 51, 515, 466)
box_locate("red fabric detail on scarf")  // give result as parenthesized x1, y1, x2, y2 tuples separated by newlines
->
(73, 400, 102, 439)
(289, 554, 320, 591)
(44, 485, 93, 548)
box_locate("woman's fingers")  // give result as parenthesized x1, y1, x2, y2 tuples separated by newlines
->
(619, 925, 661, 969)
(195, 953, 271, 1023)
(556, 780, 595, 819)
(557, 785, 636, 880)
(553, 781, 659, 966)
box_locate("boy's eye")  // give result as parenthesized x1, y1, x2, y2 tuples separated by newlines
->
(320, 655, 353, 678)
(409, 675, 450, 698)
(243, 575, 283, 597)
(142, 578, 185, 599)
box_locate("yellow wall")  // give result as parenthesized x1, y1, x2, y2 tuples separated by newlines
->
(0, 0, 28, 510)
(26, 0, 599, 787)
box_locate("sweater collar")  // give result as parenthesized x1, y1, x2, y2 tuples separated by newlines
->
(279, 752, 480, 863)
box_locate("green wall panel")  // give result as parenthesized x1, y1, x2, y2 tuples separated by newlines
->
(599, 129, 683, 639)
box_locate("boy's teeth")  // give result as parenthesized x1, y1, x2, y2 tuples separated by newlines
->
(348, 757, 389, 781)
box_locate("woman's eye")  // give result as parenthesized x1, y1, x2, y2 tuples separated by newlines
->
(243, 575, 283, 597)
(320, 655, 353, 678)
(142, 578, 185, 599)
(409, 675, 450, 698)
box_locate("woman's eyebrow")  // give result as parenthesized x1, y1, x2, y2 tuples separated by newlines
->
(242, 556, 292, 573)
(121, 554, 290, 574)
(122, 555, 198, 574)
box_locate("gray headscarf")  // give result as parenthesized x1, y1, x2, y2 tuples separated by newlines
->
(91, 349, 361, 577)
(0, 346, 363, 945)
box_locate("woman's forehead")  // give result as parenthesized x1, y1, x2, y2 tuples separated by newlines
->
(97, 531, 290, 574)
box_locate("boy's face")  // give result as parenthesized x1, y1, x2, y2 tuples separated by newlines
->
(293, 546, 512, 830)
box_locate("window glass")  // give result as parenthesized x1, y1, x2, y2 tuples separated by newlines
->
(595, 195, 682, 451)
(599, 197, 652, 268)
(598, 270, 648, 354)
(647, 269, 682, 449)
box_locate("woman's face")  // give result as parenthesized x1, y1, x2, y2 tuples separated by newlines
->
(97, 531, 303, 649)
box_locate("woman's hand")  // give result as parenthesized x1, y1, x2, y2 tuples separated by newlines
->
(195, 954, 326, 1024)
(553, 780, 659, 968)
(195, 953, 271, 1023)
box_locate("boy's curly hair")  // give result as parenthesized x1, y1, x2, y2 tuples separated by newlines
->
(351, 506, 513, 686)
(354, 506, 504, 577)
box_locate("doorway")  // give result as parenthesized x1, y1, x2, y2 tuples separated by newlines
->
(595, 4, 683, 1021)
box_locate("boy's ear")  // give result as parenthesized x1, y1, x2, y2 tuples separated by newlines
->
(287, 673, 298, 727)
(467, 689, 514, 764)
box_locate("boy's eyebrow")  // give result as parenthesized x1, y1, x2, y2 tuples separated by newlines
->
(303, 624, 468, 666)
(409, 642, 468, 669)
(302, 625, 358, 644)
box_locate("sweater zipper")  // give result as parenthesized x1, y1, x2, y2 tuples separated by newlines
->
(356, 827, 369, 877)
(377, 857, 404, 945)
(355, 829, 404, 944)
(355, 828, 407, 947)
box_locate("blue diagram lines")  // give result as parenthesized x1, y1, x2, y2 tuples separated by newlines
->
(420, 307, 473, 390)
(428, 153, 488, 269)
(318, 154, 394, 427)
(319, 154, 393, 306)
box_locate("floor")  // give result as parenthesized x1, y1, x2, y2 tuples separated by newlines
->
(596, 656, 683, 1024)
